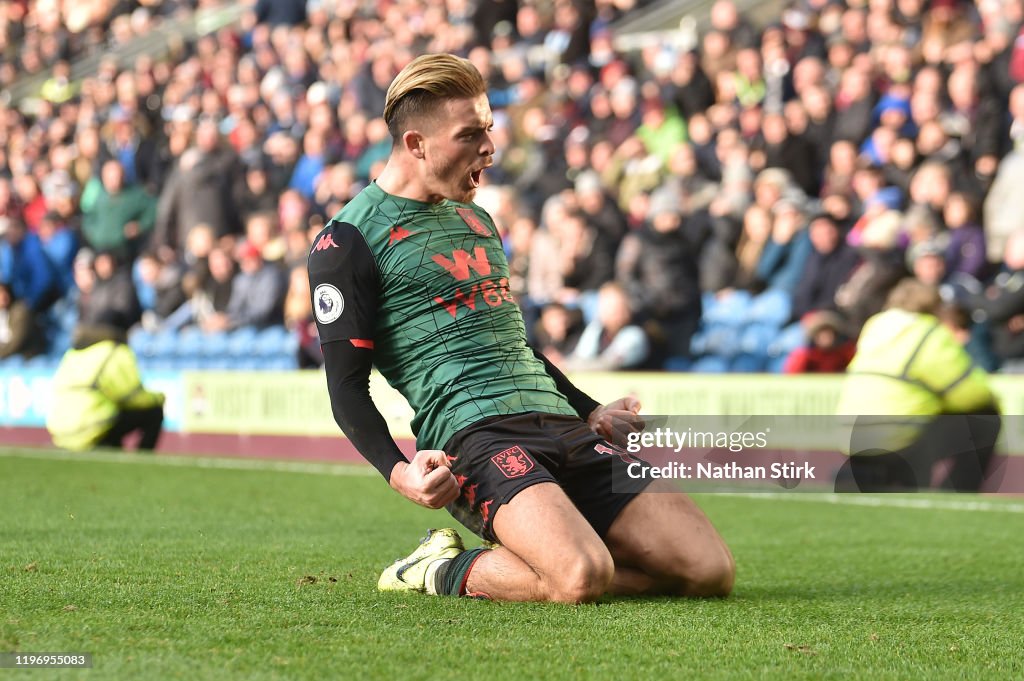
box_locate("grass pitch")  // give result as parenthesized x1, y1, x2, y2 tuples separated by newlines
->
(2, 448, 1023, 680)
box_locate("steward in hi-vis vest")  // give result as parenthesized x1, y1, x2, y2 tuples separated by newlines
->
(47, 320, 164, 452)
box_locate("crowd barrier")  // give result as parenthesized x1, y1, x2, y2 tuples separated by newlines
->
(4, 369, 1024, 451)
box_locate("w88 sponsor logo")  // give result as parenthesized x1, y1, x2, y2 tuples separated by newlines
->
(434, 277, 515, 318)
(431, 246, 515, 317)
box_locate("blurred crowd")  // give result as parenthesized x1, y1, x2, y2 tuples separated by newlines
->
(0, 0, 202, 90)
(3, 0, 1024, 374)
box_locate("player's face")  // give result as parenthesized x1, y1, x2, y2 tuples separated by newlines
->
(425, 94, 495, 203)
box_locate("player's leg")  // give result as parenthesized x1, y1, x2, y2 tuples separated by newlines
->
(558, 428, 734, 598)
(463, 482, 614, 603)
(603, 480, 735, 597)
(381, 414, 616, 603)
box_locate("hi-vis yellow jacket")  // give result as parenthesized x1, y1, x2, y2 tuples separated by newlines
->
(836, 309, 998, 451)
(46, 340, 164, 450)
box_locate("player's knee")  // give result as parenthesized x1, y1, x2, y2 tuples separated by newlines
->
(681, 548, 735, 598)
(547, 550, 615, 604)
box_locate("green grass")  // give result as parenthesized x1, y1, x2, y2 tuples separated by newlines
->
(2, 448, 1023, 681)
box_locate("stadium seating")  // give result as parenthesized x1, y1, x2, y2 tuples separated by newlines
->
(124, 325, 300, 371)
(688, 289, 798, 373)
(0, 355, 25, 369)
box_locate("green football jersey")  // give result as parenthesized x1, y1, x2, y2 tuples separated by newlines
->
(308, 182, 577, 451)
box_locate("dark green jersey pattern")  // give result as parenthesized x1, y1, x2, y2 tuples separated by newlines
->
(308, 182, 576, 451)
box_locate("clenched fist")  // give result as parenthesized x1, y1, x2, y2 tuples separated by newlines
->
(389, 449, 461, 509)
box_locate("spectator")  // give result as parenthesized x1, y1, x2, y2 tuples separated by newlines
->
(617, 190, 702, 362)
(312, 162, 359, 220)
(636, 99, 687, 167)
(566, 282, 650, 371)
(0, 216, 61, 312)
(733, 47, 766, 108)
(801, 86, 836, 174)
(278, 190, 311, 237)
(938, 301, 1000, 373)
(791, 215, 861, 321)
(821, 140, 860, 201)
(203, 241, 285, 332)
(282, 220, 314, 271)
(755, 200, 814, 295)
(983, 151, 1024, 263)
(574, 170, 628, 248)
(165, 245, 236, 331)
(669, 50, 715, 120)
(920, 0, 975, 66)
(134, 251, 186, 331)
(14, 175, 48, 231)
(79, 251, 142, 332)
(832, 68, 875, 145)
(248, 0, 307, 27)
(0, 283, 45, 359)
(36, 211, 79, 297)
(907, 161, 952, 224)
(711, 0, 759, 50)
(505, 215, 536, 306)
(909, 240, 949, 288)
(289, 131, 329, 200)
(545, 0, 590, 66)
(80, 160, 157, 255)
(244, 211, 286, 263)
(601, 135, 663, 212)
(283, 265, 322, 369)
(558, 209, 615, 306)
(835, 210, 908, 331)
(153, 117, 242, 252)
(533, 302, 585, 367)
(665, 143, 718, 215)
(974, 231, 1024, 370)
(756, 109, 820, 197)
(782, 310, 856, 374)
(942, 64, 1002, 181)
(235, 158, 281, 228)
(943, 192, 987, 279)
(102, 108, 159, 189)
(725, 204, 773, 293)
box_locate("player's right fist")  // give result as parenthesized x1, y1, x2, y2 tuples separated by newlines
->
(389, 449, 461, 509)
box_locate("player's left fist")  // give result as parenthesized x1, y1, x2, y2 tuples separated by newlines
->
(588, 396, 645, 448)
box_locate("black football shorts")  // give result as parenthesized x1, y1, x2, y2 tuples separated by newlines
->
(443, 412, 653, 542)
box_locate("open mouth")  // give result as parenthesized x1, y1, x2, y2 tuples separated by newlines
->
(470, 169, 483, 187)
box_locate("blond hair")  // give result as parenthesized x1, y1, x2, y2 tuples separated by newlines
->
(383, 54, 486, 142)
(885, 278, 941, 315)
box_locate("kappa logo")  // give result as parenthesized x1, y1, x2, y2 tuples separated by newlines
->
(455, 207, 492, 237)
(313, 233, 340, 252)
(490, 445, 535, 479)
(313, 283, 344, 323)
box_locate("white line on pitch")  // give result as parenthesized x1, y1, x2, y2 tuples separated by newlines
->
(0, 448, 377, 476)
(720, 491, 1024, 514)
